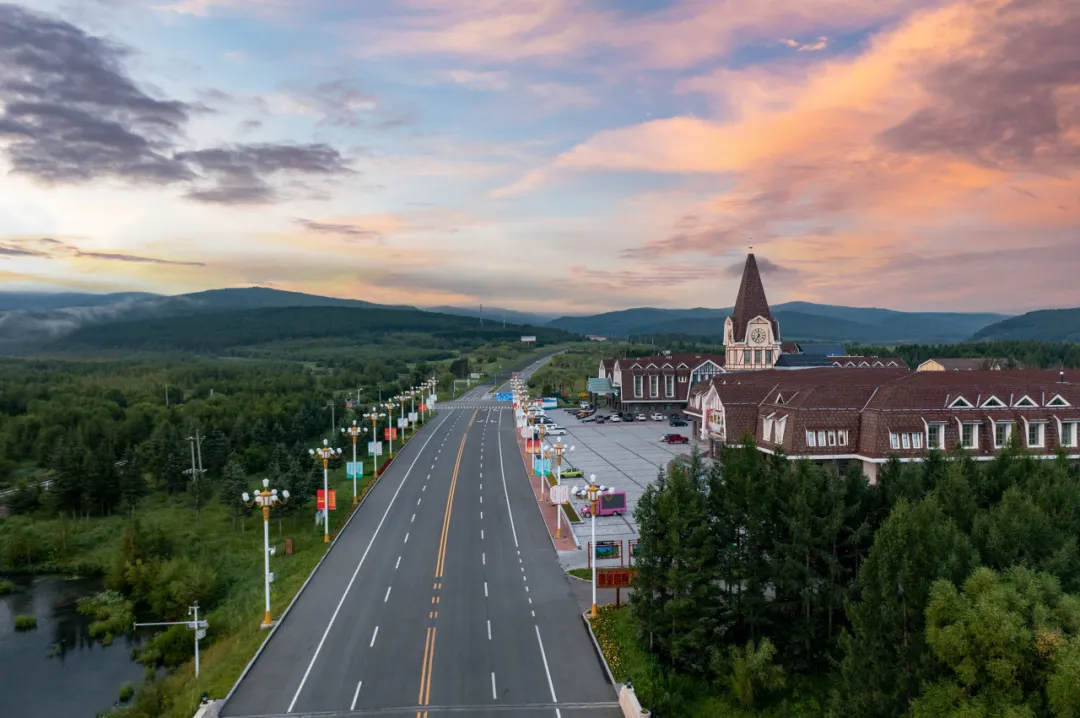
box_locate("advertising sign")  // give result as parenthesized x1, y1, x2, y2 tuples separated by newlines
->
(533, 457, 550, 476)
(520, 335, 537, 343)
(594, 540, 622, 561)
(384, 428, 391, 441)
(397, 417, 407, 429)
(496, 393, 512, 402)
(629, 539, 641, 560)
(408, 412, 418, 423)
(597, 568, 638, 589)
(550, 484, 569, 505)
(367, 441, 383, 456)
(346, 462, 362, 479)
(391, 427, 398, 440)
(316, 489, 337, 511)
(706, 408, 725, 439)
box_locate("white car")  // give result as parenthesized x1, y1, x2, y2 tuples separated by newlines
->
(635, 413, 647, 421)
(650, 412, 664, 421)
(545, 427, 567, 436)
(608, 414, 622, 422)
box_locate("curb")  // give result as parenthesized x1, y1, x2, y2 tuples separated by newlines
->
(218, 413, 443, 708)
(582, 610, 620, 689)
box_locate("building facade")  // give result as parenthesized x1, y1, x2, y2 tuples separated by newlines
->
(723, 253, 784, 371)
(686, 368, 1080, 482)
(600, 353, 726, 413)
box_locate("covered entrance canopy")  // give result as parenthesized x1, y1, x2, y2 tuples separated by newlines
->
(587, 378, 615, 395)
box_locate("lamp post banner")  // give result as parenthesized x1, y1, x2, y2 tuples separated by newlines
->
(408, 412, 418, 422)
(550, 485, 569, 504)
(316, 489, 337, 511)
(346, 462, 362, 478)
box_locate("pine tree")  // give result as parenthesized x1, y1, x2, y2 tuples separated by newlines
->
(834, 497, 978, 717)
(219, 454, 251, 530)
(631, 475, 669, 656)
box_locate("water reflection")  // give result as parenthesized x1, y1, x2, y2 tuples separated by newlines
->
(0, 575, 145, 718)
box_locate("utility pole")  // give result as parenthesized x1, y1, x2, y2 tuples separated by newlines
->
(133, 602, 207, 678)
(326, 400, 336, 434)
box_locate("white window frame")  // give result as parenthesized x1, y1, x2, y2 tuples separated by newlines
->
(649, 375, 659, 398)
(775, 417, 787, 444)
(678, 375, 687, 383)
(961, 423, 978, 449)
(1048, 394, 1070, 408)
(1062, 421, 1078, 448)
(763, 415, 775, 442)
(890, 432, 900, 450)
(949, 396, 974, 409)
(926, 423, 945, 450)
(817, 430, 826, 447)
(665, 374, 675, 397)
(901, 433, 910, 449)
(994, 421, 1013, 448)
(633, 375, 643, 398)
(806, 430, 817, 447)
(983, 395, 1006, 408)
(827, 430, 837, 446)
(1015, 395, 1038, 408)
(838, 430, 848, 446)
(1026, 420, 1046, 448)
(912, 432, 923, 449)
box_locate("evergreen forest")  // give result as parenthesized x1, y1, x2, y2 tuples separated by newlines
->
(625, 443, 1080, 717)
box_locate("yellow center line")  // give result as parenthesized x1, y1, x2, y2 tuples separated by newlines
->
(417, 409, 477, 711)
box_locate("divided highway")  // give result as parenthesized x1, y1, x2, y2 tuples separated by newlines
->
(221, 384, 620, 717)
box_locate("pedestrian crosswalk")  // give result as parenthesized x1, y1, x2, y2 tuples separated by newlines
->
(442, 403, 508, 409)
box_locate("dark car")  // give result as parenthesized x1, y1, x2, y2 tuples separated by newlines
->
(621, 412, 635, 422)
(669, 418, 688, 427)
(669, 413, 681, 421)
(662, 433, 690, 444)
(595, 416, 606, 424)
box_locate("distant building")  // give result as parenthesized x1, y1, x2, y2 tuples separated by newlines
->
(598, 352, 726, 413)
(686, 367, 1080, 483)
(918, 357, 1018, 371)
(585, 334, 608, 341)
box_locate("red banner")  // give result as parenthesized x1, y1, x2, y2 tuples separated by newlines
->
(391, 428, 398, 440)
(384, 428, 391, 441)
(316, 489, 337, 510)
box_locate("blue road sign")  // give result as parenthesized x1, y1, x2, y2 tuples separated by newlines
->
(496, 392, 512, 402)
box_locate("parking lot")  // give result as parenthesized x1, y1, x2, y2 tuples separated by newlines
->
(543, 407, 701, 569)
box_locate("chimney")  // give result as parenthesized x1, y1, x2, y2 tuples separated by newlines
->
(1060, 371, 1065, 384)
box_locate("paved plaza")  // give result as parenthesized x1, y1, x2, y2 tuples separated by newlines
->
(543, 408, 704, 569)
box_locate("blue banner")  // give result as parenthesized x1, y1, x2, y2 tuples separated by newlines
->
(533, 457, 551, 475)
(496, 392, 512, 402)
(346, 462, 362, 479)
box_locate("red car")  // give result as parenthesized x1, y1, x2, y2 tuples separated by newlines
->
(662, 433, 689, 444)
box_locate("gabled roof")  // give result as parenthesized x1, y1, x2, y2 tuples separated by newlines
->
(729, 253, 779, 343)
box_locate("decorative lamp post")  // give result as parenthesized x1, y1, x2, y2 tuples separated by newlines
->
(308, 439, 341, 543)
(242, 478, 289, 626)
(549, 440, 574, 486)
(573, 476, 615, 617)
(408, 388, 418, 434)
(397, 393, 407, 437)
(383, 400, 397, 456)
(535, 423, 547, 501)
(363, 407, 386, 479)
(341, 420, 369, 505)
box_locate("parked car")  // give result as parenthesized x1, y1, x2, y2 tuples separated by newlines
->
(579, 402, 592, 410)
(662, 433, 690, 444)
(546, 427, 567, 436)
(595, 416, 607, 424)
(581, 416, 597, 423)
(621, 412, 635, 422)
(669, 418, 688, 427)
(609, 414, 622, 422)
(635, 413, 647, 422)
(650, 412, 664, 421)
(669, 413, 681, 421)
(562, 468, 584, 478)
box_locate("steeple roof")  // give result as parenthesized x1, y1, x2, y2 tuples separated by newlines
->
(729, 253, 779, 342)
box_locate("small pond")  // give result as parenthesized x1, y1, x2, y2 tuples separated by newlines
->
(0, 575, 145, 718)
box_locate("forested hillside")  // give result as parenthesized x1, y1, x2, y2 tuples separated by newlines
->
(850, 340, 1080, 369)
(973, 308, 1080, 342)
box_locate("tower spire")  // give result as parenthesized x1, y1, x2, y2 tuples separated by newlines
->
(729, 251, 779, 343)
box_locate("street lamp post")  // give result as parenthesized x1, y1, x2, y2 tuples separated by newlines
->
(574, 476, 615, 617)
(408, 389, 418, 434)
(383, 400, 397, 456)
(363, 407, 386, 479)
(548, 440, 574, 540)
(341, 420, 368, 505)
(535, 423, 547, 502)
(308, 439, 341, 543)
(242, 478, 290, 627)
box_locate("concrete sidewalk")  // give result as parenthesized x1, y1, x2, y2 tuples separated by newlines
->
(515, 436, 579, 552)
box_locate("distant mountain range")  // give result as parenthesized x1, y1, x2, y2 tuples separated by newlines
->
(547, 302, 1009, 344)
(1, 287, 1075, 349)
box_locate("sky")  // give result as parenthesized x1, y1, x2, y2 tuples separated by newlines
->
(0, 0, 1078, 316)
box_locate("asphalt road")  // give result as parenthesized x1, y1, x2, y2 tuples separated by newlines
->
(221, 382, 620, 718)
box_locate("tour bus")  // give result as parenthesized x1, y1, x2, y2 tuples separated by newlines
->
(538, 397, 558, 410)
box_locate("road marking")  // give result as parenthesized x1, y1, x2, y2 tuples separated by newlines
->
(396, 556, 401, 570)
(482, 552, 485, 565)
(418, 627, 433, 704)
(535, 626, 560, 717)
(351, 681, 362, 711)
(528, 597, 532, 604)
(491, 672, 497, 700)
(423, 485, 426, 492)
(480, 511, 483, 520)
(496, 415, 520, 548)
(484, 582, 488, 597)
(479, 483, 482, 490)
(532, 610, 535, 617)
(481, 529, 484, 540)
(405, 533, 410, 543)
(417, 497, 422, 505)
(487, 619, 491, 640)
(370, 626, 379, 647)
(412, 513, 416, 522)
(285, 413, 447, 713)
(384, 586, 392, 602)
(431, 464, 435, 470)
(480, 496, 483, 504)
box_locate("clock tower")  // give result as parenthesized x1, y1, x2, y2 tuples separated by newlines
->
(724, 252, 782, 371)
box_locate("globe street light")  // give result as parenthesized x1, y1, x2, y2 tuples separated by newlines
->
(309, 439, 341, 543)
(573, 475, 615, 617)
(546, 440, 574, 540)
(535, 423, 548, 502)
(363, 407, 386, 479)
(383, 400, 397, 457)
(341, 420, 369, 506)
(242, 478, 289, 627)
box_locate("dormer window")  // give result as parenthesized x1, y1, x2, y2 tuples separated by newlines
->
(1015, 395, 1037, 408)
(982, 396, 1006, 408)
(776, 393, 784, 405)
(949, 396, 974, 409)
(1048, 394, 1070, 408)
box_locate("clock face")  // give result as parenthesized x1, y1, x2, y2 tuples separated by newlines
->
(751, 328, 766, 344)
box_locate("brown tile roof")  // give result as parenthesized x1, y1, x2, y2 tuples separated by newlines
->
(729, 253, 779, 343)
(780, 342, 801, 354)
(923, 357, 1010, 371)
(829, 355, 910, 369)
(619, 353, 725, 369)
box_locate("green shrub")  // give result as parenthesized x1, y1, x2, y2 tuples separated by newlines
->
(0, 579, 14, 595)
(78, 590, 135, 643)
(718, 638, 787, 710)
(118, 681, 136, 703)
(14, 614, 37, 631)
